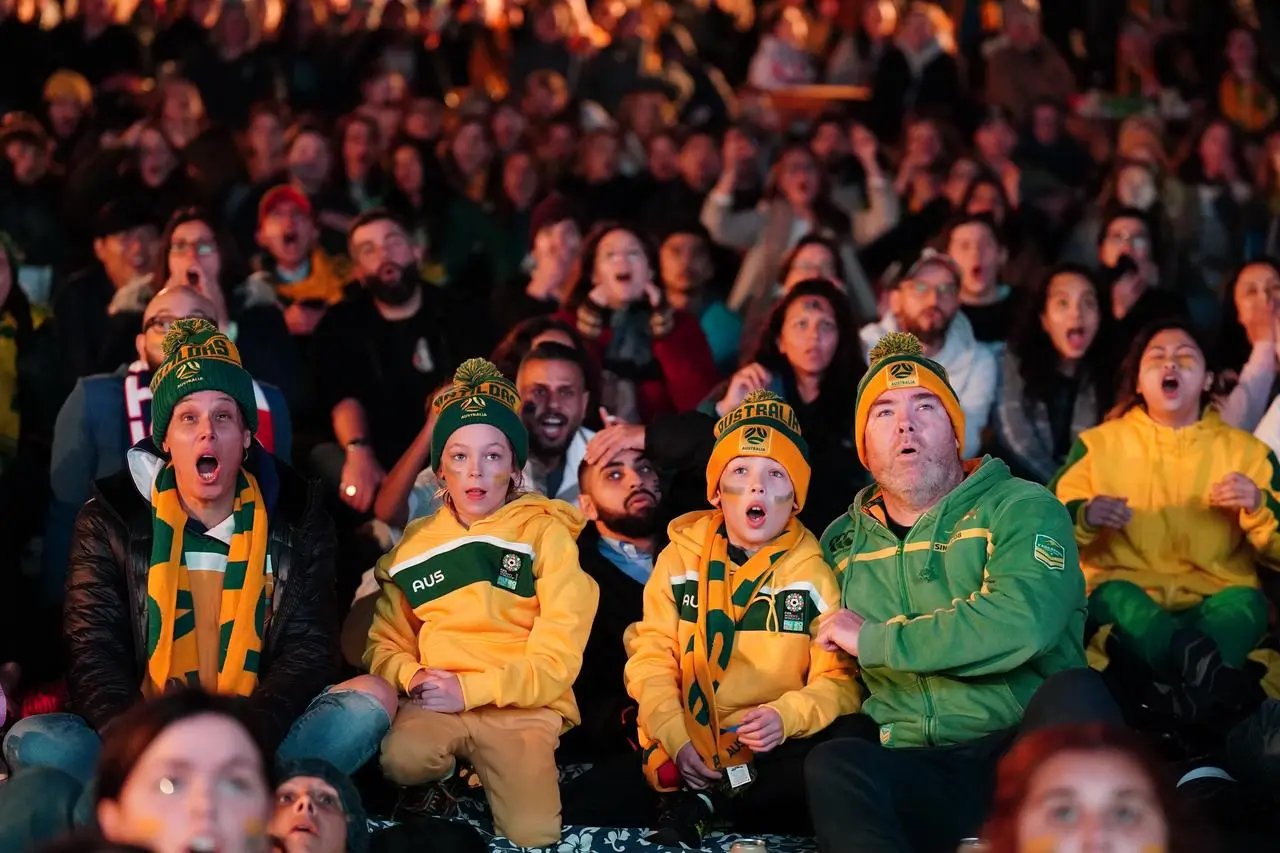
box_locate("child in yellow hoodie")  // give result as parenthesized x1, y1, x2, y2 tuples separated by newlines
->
(624, 390, 860, 846)
(1052, 320, 1280, 718)
(364, 358, 599, 847)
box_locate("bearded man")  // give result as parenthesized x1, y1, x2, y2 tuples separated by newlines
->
(516, 342, 595, 505)
(312, 208, 458, 514)
(806, 332, 1121, 853)
(562, 441, 663, 761)
(858, 250, 997, 458)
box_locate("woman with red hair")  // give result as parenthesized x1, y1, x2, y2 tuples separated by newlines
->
(980, 725, 1211, 853)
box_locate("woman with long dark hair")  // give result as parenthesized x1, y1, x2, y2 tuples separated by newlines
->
(980, 724, 1211, 853)
(995, 264, 1107, 483)
(1214, 258, 1280, 431)
(706, 278, 866, 530)
(1053, 319, 1280, 719)
(560, 222, 717, 424)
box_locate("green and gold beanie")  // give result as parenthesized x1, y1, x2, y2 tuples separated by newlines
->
(431, 358, 529, 468)
(150, 318, 258, 444)
(854, 331, 964, 465)
(706, 389, 811, 510)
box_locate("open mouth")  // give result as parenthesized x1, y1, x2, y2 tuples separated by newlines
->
(1065, 327, 1087, 349)
(188, 837, 219, 853)
(464, 487, 488, 501)
(897, 445, 919, 457)
(378, 262, 400, 282)
(626, 491, 656, 510)
(970, 264, 983, 280)
(745, 503, 767, 528)
(196, 454, 221, 483)
(615, 271, 633, 285)
(1161, 375, 1180, 397)
(282, 230, 300, 248)
(288, 821, 318, 836)
(537, 412, 568, 436)
(185, 268, 201, 286)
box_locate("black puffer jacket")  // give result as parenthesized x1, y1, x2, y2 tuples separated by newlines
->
(63, 442, 340, 749)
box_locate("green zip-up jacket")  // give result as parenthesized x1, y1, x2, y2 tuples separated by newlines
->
(821, 457, 1087, 748)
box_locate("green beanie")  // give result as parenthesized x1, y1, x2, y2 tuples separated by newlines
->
(431, 358, 529, 468)
(149, 318, 258, 445)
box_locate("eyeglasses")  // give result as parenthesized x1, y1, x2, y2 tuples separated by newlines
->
(144, 312, 215, 334)
(903, 281, 959, 299)
(169, 239, 217, 257)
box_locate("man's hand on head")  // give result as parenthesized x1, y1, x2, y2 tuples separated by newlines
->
(817, 608, 866, 657)
(584, 422, 645, 466)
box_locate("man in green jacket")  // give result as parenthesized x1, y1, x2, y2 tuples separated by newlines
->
(806, 325, 1121, 853)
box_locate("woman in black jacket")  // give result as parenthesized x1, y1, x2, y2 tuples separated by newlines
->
(1, 324, 396, 786)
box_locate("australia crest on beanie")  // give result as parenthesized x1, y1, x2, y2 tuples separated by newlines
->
(854, 331, 965, 466)
(431, 358, 530, 468)
(706, 389, 811, 510)
(149, 318, 258, 445)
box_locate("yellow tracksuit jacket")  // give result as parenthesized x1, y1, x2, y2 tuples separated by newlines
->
(364, 494, 599, 726)
(624, 510, 860, 761)
(1051, 407, 1280, 610)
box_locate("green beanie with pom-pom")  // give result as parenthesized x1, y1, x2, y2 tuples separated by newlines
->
(430, 358, 529, 468)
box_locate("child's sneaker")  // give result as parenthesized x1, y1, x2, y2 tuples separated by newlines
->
(392, 764, 475, 820)
(646, 790, 714, 849)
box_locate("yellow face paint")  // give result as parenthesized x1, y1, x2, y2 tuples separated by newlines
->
(1021, 837, 1057, 853)
(133, 816, 163, 839)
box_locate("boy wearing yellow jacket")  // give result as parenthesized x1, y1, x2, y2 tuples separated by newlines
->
(624, 390, 860, 847)
(365, 359, 599, 848)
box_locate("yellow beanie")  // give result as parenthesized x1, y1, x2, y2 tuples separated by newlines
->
(706, 390, 811, 510)
(44, 70, 92, 107)
(854, 332, 965, 466)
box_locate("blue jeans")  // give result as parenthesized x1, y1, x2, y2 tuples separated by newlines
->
(0, 686, 391, 848)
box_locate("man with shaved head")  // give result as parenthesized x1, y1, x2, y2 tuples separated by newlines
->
(42, 286, 292, 603)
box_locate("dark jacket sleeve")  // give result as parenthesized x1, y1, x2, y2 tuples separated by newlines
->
(245, 492, 341, 749)
(44, 379, 96, 592)
(64, 499, 143, 733)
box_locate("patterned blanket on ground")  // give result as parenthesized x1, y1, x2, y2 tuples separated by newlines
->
(369, 766, 817, 853)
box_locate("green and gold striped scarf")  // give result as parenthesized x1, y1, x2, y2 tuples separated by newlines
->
(640, 514, 804, 789)
(145, 462, 269, 698)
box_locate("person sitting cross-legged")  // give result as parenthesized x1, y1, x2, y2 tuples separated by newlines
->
(565, 390, 860, 846)
(807, 332, 1123, 853)
(3, 320, 396, 804)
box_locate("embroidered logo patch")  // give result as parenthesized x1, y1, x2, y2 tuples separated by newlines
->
(175, 361, 202, 381)
(497, 552, 522, 590)
(739, 426, 772, 454)
(879, 724, 894, 746)
(1033, 534, 1066, 572)
(782, 592, 807, 632)
(886, 361, 918, 388)
(462, 396, 487, 415)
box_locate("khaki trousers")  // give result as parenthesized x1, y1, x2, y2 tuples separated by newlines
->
(380, 703, 563, 847)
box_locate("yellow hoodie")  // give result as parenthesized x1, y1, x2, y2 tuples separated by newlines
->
(364, 494, 599, 725)
(1051, 407, 1280, 610)
(625, 510, 859, 762)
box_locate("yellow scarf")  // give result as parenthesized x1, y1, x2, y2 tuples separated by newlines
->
(145, 463, 269, 698)
(0, 309, 18, 465)
(640, 514, 804, 790)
